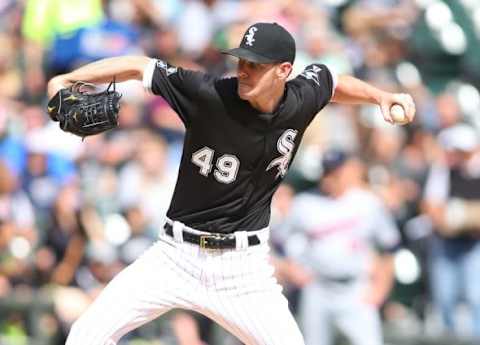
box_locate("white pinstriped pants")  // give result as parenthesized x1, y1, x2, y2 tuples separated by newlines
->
(65, 222, 305, 345)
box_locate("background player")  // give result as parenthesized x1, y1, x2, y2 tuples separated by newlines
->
(47, 22, 415, 345)
(279, 150, 401, 345)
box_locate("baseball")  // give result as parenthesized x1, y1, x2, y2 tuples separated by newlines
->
(390, 104, 408, 125)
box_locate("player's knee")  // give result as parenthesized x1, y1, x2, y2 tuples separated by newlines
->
(65, 319, 90, 345)
(66, 318, 117, 345)
(65, 318, 88, 345)
(65, 321, 80, 345)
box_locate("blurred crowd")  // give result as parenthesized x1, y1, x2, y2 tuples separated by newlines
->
(1, 0, 480, 344)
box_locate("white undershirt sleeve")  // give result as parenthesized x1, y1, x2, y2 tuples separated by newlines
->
(142, 58, 157, 94)
(328, 65, 338, 99)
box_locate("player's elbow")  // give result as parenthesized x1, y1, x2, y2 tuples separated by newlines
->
(118, 55, 152, 81)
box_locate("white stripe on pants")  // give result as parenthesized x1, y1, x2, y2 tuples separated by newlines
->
(66, 229, 304, 345)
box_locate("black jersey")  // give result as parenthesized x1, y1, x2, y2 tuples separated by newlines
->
(144, 59, 335, 233)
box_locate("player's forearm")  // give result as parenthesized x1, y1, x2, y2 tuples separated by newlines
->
(47, 55, 151, 98)
(331, 75, 388, 105)
(368, 254, 395, 306)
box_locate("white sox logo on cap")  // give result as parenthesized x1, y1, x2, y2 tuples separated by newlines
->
(245, 26, 258, 46)
(222, 22, 296, 63)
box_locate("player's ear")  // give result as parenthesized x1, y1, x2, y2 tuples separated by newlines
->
(276, 62, 293, 80)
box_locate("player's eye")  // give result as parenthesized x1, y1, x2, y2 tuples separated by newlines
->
(239, 60, 267, 72)
(249, 62, 263, 70)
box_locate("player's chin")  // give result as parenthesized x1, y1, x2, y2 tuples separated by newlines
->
(238, 85, 253, 100)
(238, 91, 249, 101)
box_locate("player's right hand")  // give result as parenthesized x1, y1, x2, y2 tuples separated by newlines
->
(379, 93, 415, 125)
(282, 259, 314, 288)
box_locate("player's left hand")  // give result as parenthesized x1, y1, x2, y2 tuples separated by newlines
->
(47, 80, 122, 138)
(379, 93, 415, 125)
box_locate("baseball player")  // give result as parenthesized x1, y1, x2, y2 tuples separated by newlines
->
(280, 150, 401, 345)
(47, 22, 415, 345)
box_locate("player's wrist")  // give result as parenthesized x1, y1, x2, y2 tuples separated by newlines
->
(374, 90, 391, 106)
(47, 76, 70, 99)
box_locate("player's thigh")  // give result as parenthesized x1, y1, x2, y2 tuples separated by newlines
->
(206, 285, 305, 345)
(66, 241, 180, 344)
(298, 284, 333, 345)
(335, 300, 382, 345)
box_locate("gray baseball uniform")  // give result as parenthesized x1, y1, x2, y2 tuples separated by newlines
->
(281, 187, 400, 345)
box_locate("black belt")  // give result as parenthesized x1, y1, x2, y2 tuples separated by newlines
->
(321, 276, 357, 284)
(163, 223, 261, 249)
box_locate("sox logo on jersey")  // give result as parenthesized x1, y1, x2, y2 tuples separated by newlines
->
(156, 60, 178, 76)
(301, 65, 322, 86)
(245, 26, 258, 46)
(267, 129, 298, 178)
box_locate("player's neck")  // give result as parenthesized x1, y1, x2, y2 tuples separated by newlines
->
(249, 85, 285, 113)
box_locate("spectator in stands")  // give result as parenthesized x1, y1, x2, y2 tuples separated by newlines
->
(422, 123, 480, 338)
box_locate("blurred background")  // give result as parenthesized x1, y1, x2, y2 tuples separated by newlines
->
(1, 0, 480, 344)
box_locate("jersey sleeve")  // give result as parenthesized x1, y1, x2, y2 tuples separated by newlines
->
(297, 63, 337, 114)
(143, 58, 206, 125)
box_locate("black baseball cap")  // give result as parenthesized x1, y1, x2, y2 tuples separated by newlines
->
(222, 22, 296, 64)
(321, 149, 350, 176)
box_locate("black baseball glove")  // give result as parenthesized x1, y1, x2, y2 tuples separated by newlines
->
(47, 79, 122, 138)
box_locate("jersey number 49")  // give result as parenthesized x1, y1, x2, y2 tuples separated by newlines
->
(192, 146, 240, 184)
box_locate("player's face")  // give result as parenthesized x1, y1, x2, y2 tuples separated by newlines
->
(444, 149, 473, 168)
(321, 159, 365, 196)
(237, 59, 289, 101)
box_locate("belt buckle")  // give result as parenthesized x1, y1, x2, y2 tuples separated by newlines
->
(199, 233, 225, 249)
(199, 234, 216, 249)
(199, 235, 209, 249)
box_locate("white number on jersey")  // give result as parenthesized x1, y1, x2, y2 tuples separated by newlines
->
(214, 154, 240, 184)
(192, 147, 214, 176)
(191, 147, 240, 184)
